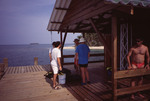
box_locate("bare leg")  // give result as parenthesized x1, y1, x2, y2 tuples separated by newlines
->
(131, 80, 136, 99)
(74, 65, 78, 72)
(53, 74, 57, 87)
(137, 77, 145, 98)
(85, 68, 90, 81)
(81, 67, 85, 83)
(131, 64, 137, 99)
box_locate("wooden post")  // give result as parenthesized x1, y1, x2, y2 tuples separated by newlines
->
(82, 32, 85, 38)
(112, 15, 118, 101)
(3, 58, 8, 67)
(61, 31, 67, 66)
(0, 63, 5, 79)
(34, 57, 38, 65)
(104, 34, 111, 81)
(60, 31, 64, 68)
(60, 31, 63, 45)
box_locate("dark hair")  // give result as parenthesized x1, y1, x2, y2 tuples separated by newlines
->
(74, 39, 79, 42)
(54, 41, 61, 47)
(52, 42, 56, 46)
(136, 36, 143, 41)
(134, 34, 144, 41)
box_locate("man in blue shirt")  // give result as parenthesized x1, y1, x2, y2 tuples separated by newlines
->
(75, 38, 90, 85)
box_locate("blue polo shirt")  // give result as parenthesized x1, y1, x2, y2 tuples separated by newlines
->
(75, 44, 90, 64)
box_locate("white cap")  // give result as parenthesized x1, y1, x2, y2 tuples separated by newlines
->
(80, 38, 85, 42)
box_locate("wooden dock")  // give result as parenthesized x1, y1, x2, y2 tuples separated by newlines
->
(0, 63, 150, 101)
(0, 65, 77, 101)
(65, 63, 150, 101)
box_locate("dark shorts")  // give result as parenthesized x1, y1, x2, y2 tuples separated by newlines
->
(79, 64, 88, 68)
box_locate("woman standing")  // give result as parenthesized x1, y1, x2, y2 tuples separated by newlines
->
(51, 41, 62, 89)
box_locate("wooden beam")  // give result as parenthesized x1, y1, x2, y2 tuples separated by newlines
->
(47, 29, 96, 33)
(73, 22, 82, 33)
(78, 24, 91, 29)
(64, 0, 102, 22)
(60, 31, 63, 45)
(115, 68, 150, 79)
(61, 28, 68, 67)
(89, 18, 111, 57)
(82, 32, 85, 38)
(63, 60, 104, 65)
(63, 53, 104, 58)
(60, 31, 63, 68)
(111, 15, 117, 101)
(62, 32, 67, 50)
(51, 21, 62, 24)
(61, 1, 118, 28)
(55, 7, 69, 10)
(67, 0, 100, 18)
(114, 6, 131, 15)
(116, 83, 150, 96)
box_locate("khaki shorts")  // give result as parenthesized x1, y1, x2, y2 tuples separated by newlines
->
(51, 65, 58, 74)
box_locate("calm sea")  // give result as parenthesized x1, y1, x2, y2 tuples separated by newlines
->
(0, 44, 104, 67)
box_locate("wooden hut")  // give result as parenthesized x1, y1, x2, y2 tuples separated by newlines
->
(47, 0, 150, 100)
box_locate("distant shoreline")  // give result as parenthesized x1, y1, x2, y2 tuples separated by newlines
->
(64, 46, 104, 49)
(30, 43, 39, 45)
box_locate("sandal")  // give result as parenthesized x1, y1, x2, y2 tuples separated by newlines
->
(53, 86, 61, 90)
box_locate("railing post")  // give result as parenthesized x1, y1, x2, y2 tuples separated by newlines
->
(3, 58, 8, 67)
(34, 57, 38, 65)
(0, 63, 5, 80)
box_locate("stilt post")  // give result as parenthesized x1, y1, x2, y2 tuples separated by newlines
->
(3, 58, 8, 67)
(34, 57, 38, 65)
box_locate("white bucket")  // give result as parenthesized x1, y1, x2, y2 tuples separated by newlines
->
(58, 73, 66, 84)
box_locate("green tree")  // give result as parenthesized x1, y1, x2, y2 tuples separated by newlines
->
(77, 33, 103, 46)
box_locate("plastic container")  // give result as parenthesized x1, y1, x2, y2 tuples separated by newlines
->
(58, 73, 66, 84)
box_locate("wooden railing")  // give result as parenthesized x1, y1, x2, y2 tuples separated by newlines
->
(0, 58, 8, 79)
(1, 57, 39, 66)
(1, 53, 104, 67)
(62, 53, 104, 65)
(0, 63, 5, 80)
(114, 68, 150, 99)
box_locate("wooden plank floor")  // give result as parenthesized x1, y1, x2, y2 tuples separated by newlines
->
(1, 63, 150, 101)
(64, 63, 150, 101)
(0, 64, 77, 101)
(64, 63, 111, 101)
(4, 65, 51, 74)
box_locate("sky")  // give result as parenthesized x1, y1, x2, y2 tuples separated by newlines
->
(0, 0, 81, 45)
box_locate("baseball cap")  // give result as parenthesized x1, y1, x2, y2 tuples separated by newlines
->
(80, 38, 85, 42)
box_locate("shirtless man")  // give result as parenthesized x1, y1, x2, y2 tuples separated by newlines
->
(127, 38, 149, 99)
